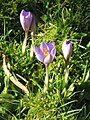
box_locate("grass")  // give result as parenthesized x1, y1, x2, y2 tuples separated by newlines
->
(0, 0, 90, 119)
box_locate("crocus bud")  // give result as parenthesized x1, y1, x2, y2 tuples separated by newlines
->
(20, 10, 36, 54)
(62, 40, 73, 61)
(31, 14, 36, 34)
(20, 10, 33, 32)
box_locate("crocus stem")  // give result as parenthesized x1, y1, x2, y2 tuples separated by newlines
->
(30, 32, 34, 57)
(44, 64, 49, 93)
(22, 31, 28, 54)
(64, 61, 69, 86)
(64, 66, 69, 85)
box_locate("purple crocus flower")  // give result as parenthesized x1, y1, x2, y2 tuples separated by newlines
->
(20, 10, 33, 32)
(34, 41, 56, 65)
(62, 40, 73, 60)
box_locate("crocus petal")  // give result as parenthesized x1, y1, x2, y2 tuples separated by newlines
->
(44, 54, 52, 65)
(20, 10, 32, 32)
(50, 47, 56, 59)
(48, 41, 55, 52)
(34, 46, 44, 63)
(40, 41, 49, 52)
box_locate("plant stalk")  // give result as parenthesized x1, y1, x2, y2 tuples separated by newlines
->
(22, 31, 28, 54)
(30, 32, 35, 57)
(64, 66, 69, 85)
(64, 60, 69, 86)
(44, 64, 49, 93)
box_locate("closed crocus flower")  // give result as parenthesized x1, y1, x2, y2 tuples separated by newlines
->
(62, 40, 73, 61)
(20, 10, 33, 32)
(34, 41, 56, 65)
(20, 10, 36, 54)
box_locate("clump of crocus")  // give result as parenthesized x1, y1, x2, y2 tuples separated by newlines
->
(62, 40, 73, 62)
(34, 41, 56, 93)
(20, 10, 36, 55)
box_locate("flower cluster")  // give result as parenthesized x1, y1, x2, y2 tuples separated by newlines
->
(20, 9, 73, 93)
(20, 9, 73, 62)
